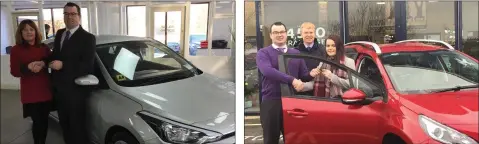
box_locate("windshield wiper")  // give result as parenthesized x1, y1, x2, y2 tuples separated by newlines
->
(432, 85, 479, 93)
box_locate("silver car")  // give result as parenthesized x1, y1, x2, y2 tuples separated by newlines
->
(43, 35, 236, 144)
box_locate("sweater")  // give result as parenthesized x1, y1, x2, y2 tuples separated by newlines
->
(10, 44, 52, 104)
(256, 45, 313, 101)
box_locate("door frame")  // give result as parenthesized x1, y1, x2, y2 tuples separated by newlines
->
(11, 10, 45, 40)
(148, 5, 186, 56)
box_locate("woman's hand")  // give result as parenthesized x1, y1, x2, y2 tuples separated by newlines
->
(321, 69, 333, 79)
(310, 68, 321, 77)
(29, 61, 45, 73)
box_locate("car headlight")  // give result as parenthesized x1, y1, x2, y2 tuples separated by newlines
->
(418, 115, 477, 144)
(138, 111, 222, 144)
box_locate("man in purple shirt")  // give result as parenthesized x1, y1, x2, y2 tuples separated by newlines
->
(256, 22, 314, 144)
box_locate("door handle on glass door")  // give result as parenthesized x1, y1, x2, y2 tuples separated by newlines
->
(286, 109, 308, 117)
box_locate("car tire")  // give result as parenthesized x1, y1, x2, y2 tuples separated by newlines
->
(109, 131, 140, 144)
(382, 134, 406, 144)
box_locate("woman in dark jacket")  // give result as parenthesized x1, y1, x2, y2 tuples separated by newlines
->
(10, 19, 53, 144)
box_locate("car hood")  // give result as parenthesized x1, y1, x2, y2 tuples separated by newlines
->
(400, 89, 478, 125)
(120, 73, 235, 134)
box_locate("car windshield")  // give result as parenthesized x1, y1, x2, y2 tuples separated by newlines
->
(96, 40, 201, 87)
(380, 50, 478, 94)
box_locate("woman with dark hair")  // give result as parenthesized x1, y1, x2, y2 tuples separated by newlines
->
(304, 35, 356, 98)
(10, 19, 53, 144)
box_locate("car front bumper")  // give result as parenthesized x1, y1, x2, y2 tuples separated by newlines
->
(144, 134, 235, 144)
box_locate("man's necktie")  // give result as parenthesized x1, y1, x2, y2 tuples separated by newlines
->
(277, 48, 286, 53)
(61, 30, 71, 51)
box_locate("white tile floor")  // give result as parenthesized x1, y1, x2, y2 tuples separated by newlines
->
(1, 90, 65, 144)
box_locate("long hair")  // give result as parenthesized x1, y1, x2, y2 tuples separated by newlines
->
(325, 35, 345, 65)
(15, 19, 43, 46)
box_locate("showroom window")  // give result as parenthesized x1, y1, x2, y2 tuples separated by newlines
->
(126, 3, 211, 56)
(126, 6, 146, 37)
(262, 1, 340, 47)
(462, 2, 479, 60)
(14, 8, 89, 38)
(407, 1, 455, 46)
(188, 3, 209, 56)
(244, 1, 258, 113)
(348, 1, 396, 44)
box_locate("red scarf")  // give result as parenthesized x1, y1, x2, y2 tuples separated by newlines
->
(313, 57, 348, 98)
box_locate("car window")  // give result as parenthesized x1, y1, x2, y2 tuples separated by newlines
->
(358, 57, 384, 87)
(381, 50, 478, 94)
(279, 55, 384, 100)
(345, 47, 359, 60)
(96, 40, 200, 87)
(93, 59, 109, 89)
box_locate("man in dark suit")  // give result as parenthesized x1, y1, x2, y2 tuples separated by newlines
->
(47, 2, 96, 144)
(295, 22, 326, 95)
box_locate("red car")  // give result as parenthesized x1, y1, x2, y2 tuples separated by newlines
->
(278, 39, 478, 144)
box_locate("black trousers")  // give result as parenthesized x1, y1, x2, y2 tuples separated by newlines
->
(53, 87, 89, 144)
(260, 99, 285, 144)
(23, 101, 53, 144)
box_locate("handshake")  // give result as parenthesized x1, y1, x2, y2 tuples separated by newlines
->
(27, 60, 63, 73)
(291, 67, 334, 91)
(292, 79, 305, 91)
(27, 61, 46, 73)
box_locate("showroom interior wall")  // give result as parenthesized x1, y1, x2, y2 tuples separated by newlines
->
(97, 2, 121, 35)
(0, 5, 13, 54)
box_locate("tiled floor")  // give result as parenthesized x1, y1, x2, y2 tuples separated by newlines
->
(1, 90, 65, 144)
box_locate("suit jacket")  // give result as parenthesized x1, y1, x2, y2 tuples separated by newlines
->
(295, 38, 327, 70)
(48, 26, 96, 94)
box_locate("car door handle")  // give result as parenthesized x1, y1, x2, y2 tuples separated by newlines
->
(286, 109, 308, 117)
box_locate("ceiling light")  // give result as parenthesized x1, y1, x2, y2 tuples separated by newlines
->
(377, 2, 386, 5)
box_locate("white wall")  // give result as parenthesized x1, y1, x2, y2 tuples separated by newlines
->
(97, 2, 121, 35)
(1, 55, 20, 90)
(1, 5, 14, 55)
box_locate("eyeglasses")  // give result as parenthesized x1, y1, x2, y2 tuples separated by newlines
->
(63, 12, 78, 16)
(271, 31, 286, 35)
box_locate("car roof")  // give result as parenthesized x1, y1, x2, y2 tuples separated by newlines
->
(378, 43, 446, 53)
(346, 42, 451, 55)
(42, 35, 150, 48)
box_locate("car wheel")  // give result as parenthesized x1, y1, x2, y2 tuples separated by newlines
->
(382, 134, 405, 144)
(110, 131, 139, 144)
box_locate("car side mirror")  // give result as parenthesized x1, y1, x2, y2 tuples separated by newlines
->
(75, 74, 99, 86)
(341, 88, 366, 105)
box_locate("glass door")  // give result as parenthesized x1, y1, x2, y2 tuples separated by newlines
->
(150, 6, 185, 56)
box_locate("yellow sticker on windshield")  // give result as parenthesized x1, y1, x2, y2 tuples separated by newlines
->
(116, 75, 126, 81)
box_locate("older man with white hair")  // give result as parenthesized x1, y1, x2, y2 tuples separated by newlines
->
(295, 22, 326, 95)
